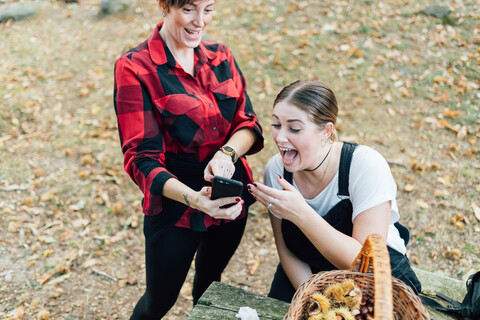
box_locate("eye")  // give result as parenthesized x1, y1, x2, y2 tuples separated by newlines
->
(183, 7, 193, 13)
(271, 123, 281, 129)
(205, 7, 214, 13)
(289, 127, 301, 133)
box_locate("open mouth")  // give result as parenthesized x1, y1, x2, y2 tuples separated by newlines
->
(279, 147, 298, 165)
(185, 28, 201, 36)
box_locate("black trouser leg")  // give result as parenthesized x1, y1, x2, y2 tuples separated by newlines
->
(192, 216, 248, 304)
(130, 226, 201, 320)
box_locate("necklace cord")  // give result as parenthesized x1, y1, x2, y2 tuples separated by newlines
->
(304, 144, 332, 172)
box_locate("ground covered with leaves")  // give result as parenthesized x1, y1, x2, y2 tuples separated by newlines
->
(1, 0, 479, 319)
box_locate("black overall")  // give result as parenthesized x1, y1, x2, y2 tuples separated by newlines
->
(268, 142, 422, 303)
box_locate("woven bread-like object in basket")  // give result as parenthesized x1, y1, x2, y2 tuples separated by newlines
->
(283, 234, 430, 320)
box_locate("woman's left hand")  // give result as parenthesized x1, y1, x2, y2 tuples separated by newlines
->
(204, 151, 236, 182)
(247, 175, 311, 224)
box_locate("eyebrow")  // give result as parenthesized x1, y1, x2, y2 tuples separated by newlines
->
(272, 114, 305, 124)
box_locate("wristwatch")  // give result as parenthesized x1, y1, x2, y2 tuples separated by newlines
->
(219, 145, 238, 163)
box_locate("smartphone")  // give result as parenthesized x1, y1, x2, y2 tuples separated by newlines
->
(211, 176, 243, 200)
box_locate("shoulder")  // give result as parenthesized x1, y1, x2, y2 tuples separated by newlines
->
(202, 41, 231, 55)
(351, 145, 389, 168)
(115, 39, 150, 68)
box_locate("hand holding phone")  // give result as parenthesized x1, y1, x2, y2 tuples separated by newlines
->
(211, 176, 243, 201)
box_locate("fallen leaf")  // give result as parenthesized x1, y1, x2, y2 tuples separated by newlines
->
(416, 200, 430, 209)
(59, 230, 75, 241)
(37, 309, 50, 320)
(246, 256, 260, 275)
(444, 248, 461, 261)
(442, 108, 461, 118)
(472, 202, 480, 222)
(36, 273, 52, 285)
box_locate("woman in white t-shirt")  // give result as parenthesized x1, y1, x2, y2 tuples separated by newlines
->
(247, 80, 421, 302)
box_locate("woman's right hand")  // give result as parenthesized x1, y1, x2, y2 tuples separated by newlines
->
(192, 186, 244, 220)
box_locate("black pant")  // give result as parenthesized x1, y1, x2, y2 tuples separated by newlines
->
(130, 215, 247, 319)
(268, 247, 422, 303)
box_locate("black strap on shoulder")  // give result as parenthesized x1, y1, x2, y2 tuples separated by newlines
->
(337, 142, 358, 197)
(283, 168, 293, 184)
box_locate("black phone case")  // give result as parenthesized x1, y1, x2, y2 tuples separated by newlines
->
(211, 176, 243, 200)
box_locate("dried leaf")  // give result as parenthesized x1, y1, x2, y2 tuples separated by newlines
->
(37, 309, 50, 320)
(416, 200, 430, 209)
(59, 230, 75, 241)
(442, 108, 461, 118)
(403, 184, 415, 192)
(36, 273, 52, 285)
(246, 256, 260, 275)
(434, 189, 449, 198)
(472, 202, 480, 222)
(444, 248, 461, 261)
(437, 176, 451, 186)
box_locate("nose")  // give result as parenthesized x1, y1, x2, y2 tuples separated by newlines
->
(273, 128, 288, 144)
(193, 11, 205, 27)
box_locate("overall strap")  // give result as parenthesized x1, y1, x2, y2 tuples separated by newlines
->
(283, 168, 293, 184)
(337, 142, 358, 197)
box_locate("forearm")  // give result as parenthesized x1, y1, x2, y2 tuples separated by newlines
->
(279, 246, 313, 290)
(270, 214, 312, 289)
(162, 177, 198, 209)
(223, 127, 256, 159)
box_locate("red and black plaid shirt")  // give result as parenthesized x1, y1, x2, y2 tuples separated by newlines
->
(113, 22, 263, 230)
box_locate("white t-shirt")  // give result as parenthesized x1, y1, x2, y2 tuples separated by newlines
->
(264, 145, 406, 254)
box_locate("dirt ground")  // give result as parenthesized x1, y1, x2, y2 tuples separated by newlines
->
(1, 0, 479, 319)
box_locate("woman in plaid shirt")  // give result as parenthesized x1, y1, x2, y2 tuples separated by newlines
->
(113, 0, 263, 318)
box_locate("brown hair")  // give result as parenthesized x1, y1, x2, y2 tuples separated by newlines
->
(274, 80, 338, 133)
(160, 0, 196, 11)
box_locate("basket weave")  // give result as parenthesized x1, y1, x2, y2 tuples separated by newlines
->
(283, 234, 430, 320)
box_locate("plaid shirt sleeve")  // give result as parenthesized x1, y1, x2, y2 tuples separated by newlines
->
(113, 54, 175, 214)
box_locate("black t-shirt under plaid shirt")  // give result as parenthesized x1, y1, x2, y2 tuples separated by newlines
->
(113, 22, 263, 230)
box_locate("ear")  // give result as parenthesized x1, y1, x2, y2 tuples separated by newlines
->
(324, 122, 335, 139)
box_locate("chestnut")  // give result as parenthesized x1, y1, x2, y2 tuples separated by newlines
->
(367, 297, 375, 306)
(360, 306, 369, 315)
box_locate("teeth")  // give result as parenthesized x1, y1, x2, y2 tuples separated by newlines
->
(186, 29, 200, 34)
(279, 147, 293, 152)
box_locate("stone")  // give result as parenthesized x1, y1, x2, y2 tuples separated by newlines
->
(0, 4, 36, 23)
(99, 0, 130, 15)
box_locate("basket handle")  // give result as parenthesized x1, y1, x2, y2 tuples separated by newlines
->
(349, 234, 394, 320)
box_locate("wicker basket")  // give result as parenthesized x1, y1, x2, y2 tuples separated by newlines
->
(283, 234, 430, 320)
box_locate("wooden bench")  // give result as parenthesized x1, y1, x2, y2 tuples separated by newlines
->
(188, 268, 467, 319)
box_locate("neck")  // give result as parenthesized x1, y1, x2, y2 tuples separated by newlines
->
(303, 144, 332, 172)
(160, 28, 193, 58)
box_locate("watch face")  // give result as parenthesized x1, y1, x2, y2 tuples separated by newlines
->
(222, 146, 234, 153)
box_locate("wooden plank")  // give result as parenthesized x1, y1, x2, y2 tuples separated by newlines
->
(414, 268, 467, 300)
(188, 282, 290, 320)
(414, 268, 467, 320)
(189, 269, 468, 320)
(187, 305, 239, 319)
